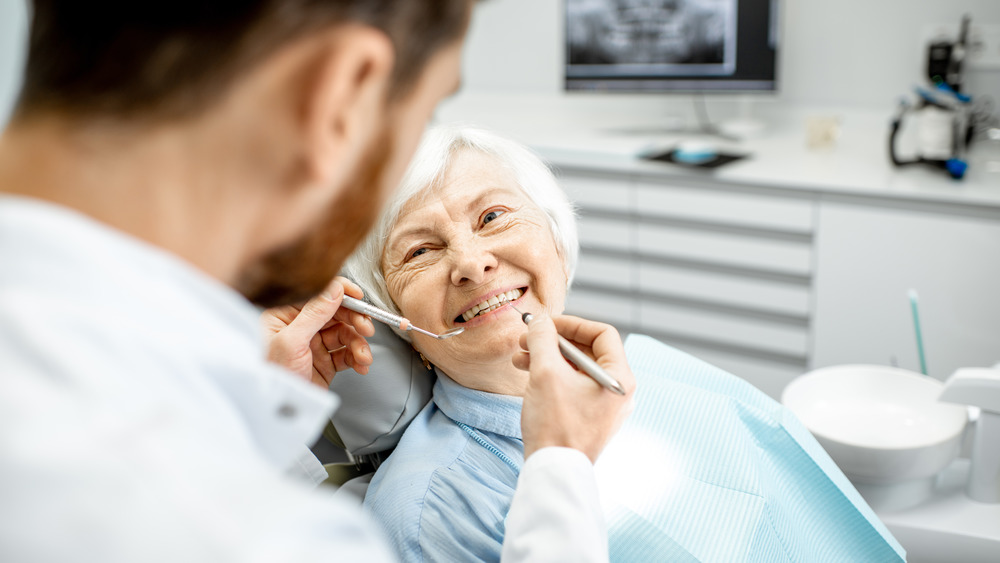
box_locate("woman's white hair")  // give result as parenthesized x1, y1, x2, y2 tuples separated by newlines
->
(344, 124, 578, 340)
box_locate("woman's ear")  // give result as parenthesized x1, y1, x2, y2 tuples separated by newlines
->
(296, 25, 395, 191)
(554, 238, 572, 288)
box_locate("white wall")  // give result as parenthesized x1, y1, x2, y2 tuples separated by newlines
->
(461, 0, 1000, 108)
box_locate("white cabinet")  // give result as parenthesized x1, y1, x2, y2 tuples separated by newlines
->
(811, 201, 1000, 381)
(557, 162, 1000, 397)
(560, 169, 816, 399)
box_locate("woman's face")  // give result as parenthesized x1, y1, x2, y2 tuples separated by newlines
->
(382, 149, 567, 395)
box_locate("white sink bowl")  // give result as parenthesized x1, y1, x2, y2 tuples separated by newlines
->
(782, 365, 969, 491)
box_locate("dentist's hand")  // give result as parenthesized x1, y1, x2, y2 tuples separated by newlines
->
(261, 276, 376, 388)
(513, 314, 636, 464)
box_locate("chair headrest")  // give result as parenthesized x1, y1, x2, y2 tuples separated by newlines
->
(328, 323, 435, 455)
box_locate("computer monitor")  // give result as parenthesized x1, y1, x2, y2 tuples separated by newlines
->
(565, 0, 779, 93)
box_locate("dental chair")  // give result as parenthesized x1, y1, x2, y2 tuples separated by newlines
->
(317, 322, 435, 501)
(318, 320, 907, 561)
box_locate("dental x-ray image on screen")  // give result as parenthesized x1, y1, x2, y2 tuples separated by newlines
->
(565, 0, 778, 92)
(567, 0, 736, 75)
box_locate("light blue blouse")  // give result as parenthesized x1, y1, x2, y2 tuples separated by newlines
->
(363, 372, 523, 563)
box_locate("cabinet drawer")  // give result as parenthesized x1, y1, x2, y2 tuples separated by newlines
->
(565, 287, 635, 329)
(636, 224, 813, 276)
(638, 302, 809, 358)
(575, 253, 632, 290)
(579, 215, 631, 250)
(558, 172, 630, 212)
(638, 263, 810, 317)
(636, 181, 814, 233)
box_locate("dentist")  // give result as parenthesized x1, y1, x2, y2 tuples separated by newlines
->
(0, 2, 634, 562)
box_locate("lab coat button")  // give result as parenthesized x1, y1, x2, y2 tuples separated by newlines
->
(277, 403, 297, 418)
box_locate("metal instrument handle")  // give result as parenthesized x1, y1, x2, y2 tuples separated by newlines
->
(341, 295, 405, 329)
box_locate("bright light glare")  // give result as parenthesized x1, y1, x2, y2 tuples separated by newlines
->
(594, 428, 679, 513)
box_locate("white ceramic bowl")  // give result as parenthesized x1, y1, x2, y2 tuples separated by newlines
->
(782, 365, 968, 486)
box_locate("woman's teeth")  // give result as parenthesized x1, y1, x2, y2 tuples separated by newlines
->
(461, 288, 524, 322)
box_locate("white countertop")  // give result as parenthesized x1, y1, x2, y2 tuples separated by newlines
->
(875, 459, 1000, 563)
(435, 93, 1000, 210)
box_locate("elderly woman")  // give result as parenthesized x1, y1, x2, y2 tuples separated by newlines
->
(343, 126, 903, 562)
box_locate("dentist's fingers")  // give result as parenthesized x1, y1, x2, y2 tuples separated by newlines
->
(279, 280, 347, 346)
(550, 316, 630, 377)
(339, 276, 364, 299)
(307, 344, 366, 387)
(326, 347, 368, 376)
(308, 324, 372, 386)
(521, 313, 568, 377)
(518, 313, 635, 464)
(512, 349, 531, 371)
(264, 290, 374, 341)
(309, 334, 337, 386)
(343, 310, 376, 337)
(330, 277, 375, 337)
(267, 278, 374, 337)
(515, 315, 631, 379)
(549, 315, 636, 403)
(319, 323, 372, 371)
(262, 276, 375, 385)
(263, 284, 346, 383)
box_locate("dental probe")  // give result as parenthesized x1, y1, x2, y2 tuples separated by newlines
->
(510, 304, 626, 396)
(341, 295, 465, 340)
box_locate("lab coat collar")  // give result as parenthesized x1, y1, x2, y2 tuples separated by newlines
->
(432, 368, 523, 440)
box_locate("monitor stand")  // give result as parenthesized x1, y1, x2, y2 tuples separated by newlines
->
(717, 96, 767, 140)
(603, 95, 764, 142)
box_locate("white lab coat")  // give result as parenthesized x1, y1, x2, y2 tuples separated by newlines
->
(0, 195, 607, 562)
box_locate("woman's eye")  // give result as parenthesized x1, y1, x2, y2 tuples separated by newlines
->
(409, 248, 429, 260)
(483, 210, 506, 225)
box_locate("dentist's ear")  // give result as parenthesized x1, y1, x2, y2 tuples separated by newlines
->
(295, 25, 395, 191)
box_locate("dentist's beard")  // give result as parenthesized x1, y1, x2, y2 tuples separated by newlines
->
(236, 127, 392, 308)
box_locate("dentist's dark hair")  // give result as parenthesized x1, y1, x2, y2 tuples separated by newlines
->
(15, 0, 471, 121)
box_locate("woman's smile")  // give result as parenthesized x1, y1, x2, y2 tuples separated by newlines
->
(455, 286, 527, 325)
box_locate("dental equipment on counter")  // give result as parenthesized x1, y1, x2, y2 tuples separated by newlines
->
(341, 296, 464, 340)
(510, 303, 626, 396)
(888, 14, 983, 180)
(889, 83, 973, 180)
